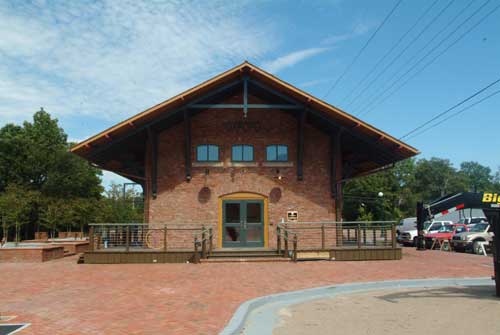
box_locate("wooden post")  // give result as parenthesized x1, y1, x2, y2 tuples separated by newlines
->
(293, 234, 298, 262)
(194, 237, 200, 264)
(392, 224, 397, 248)
(164, 225, 168, 252)
(357, 225, 361, 249)
(347, 228, 351, 241)
(201, 228, 207, 259)
(209, 227, 213, 255)
(297, 109, 305, 181)
(147, 127, 158, 199)
(277, 226, 281, 255)
(89, 226, 94, 252)
(96, 234, 101, 250)
(363, 227, 367, 245)
(284, 230, 289, 257)
(384, 226, 388, 245)
(321, 224, 325, 250)
(336, 222, 343, 247)
(125, 226, 130, 252)
(184, 109, 192, 182)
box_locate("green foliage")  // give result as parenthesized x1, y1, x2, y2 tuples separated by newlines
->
(344, 157, 498, 222)
(97, 183, 144, 223)
(459, 161, 493, 192)
(0, 184, 40, 243)
(0, 109, 109, 239)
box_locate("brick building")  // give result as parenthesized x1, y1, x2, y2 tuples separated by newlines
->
(71, 62, 418, 249)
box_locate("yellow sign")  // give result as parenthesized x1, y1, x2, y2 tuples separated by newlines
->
(482, 193, 500, 203)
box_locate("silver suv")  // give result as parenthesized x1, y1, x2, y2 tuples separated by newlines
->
(451, 222, 493, 254)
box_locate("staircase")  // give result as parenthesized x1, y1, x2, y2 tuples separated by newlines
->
(200, 248, 291, 263)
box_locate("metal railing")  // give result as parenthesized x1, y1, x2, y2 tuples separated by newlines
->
(193, 226, 214, 264)
(88, 223, 206, 252)
(279, 221, 397, 250)
(276, 224, 298, 261)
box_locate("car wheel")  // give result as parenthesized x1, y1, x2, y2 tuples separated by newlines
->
(472, 240, 483, 255)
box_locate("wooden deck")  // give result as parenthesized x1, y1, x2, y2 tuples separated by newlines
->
(83, 246, 402, 264)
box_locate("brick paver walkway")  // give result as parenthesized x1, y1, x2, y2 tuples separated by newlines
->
(0, 249, 494, 334)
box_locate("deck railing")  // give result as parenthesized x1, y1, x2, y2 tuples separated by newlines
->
(276, 224, 298, 261)
(279, 221, 397, 250)
(88, 223, 206, 252)
(193, 226, 213, 263)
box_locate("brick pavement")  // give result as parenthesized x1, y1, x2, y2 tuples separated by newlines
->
(0, 248, 494, 335)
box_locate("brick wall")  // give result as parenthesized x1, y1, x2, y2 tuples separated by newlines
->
(0, 246, 65, 262)
(146, 107, 340, 249)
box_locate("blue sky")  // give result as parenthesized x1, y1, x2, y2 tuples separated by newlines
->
(1, 0, 499, 189)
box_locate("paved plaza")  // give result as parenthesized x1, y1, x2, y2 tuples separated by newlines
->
(0, 249, 494, 334)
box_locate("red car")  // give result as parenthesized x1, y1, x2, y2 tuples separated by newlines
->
(424, 224, 468, 249)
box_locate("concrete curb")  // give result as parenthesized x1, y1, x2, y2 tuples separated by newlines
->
(219, 277, 494, 335)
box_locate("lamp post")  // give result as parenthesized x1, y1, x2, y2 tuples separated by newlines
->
(378, 192, 386, 240)
(378, 192, 384, 222)
(123, 182, 138, 209)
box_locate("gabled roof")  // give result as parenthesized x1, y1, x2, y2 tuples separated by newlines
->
(71, 61, 418, 158)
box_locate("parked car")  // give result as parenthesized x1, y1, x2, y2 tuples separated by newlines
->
(396, 217, 417, 235)
(451, 222, 493, 254)
(398, 221, 452, 246)
(457, 217, 488, 226)
(424, 224, 468, 249)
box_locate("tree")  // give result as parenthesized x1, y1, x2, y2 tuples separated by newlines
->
(0, 124, 29, 192)
(0, 109, 103, 240)
(0, 184, 40, 244)
(97, 183, 143, 223)
(413, 158, 467, 201)
(459, 161, 493, 192)
(71, 198, 100, 235)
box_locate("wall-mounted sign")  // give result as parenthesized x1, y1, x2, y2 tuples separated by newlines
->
(223, 121, 262, 132)
(287, 211, 298, 222)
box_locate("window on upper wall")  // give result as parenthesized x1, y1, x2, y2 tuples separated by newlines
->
(266, 145, 288, 161)
(196, 144, 219, 162)
(232, 145, 254, 162)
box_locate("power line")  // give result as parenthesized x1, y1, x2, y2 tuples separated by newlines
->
(349, 0, 455, 112)
(363, 1, 500, 115)
(339, 0, 440, 107)
(322, 0, 403, 99)
(405, 88, 500, 140)
(352, 0, 463, 115)
(356, 0, 496, 116)
(399, 77, 500, 139)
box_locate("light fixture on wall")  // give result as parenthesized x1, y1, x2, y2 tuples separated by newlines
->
(276, 169, 282, 180)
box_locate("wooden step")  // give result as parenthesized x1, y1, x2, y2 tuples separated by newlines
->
(200, 257, 290, 263)
(77, 255, 85, 264)
(209, 252, 280, 258)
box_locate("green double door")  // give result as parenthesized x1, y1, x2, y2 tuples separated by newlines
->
(222, 200, 264, 248)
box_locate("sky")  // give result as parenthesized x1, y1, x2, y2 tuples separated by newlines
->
(1, 0, 499, 189)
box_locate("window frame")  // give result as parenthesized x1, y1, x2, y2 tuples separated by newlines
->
(231, 144, 254, 162)
(266, 144, 289, 162)
(196, 144, 220, 162)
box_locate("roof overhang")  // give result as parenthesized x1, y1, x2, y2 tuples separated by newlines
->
(71, 61, 419, 181)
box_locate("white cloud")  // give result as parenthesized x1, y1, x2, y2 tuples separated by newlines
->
(261, 47, 329, 74)
(321, 21, 375, 45)
(0, 1, 275, 124)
